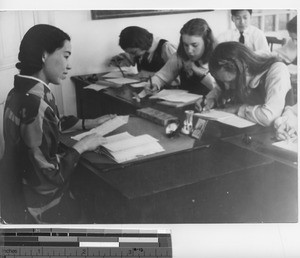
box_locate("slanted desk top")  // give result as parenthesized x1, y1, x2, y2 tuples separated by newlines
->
(69, 72, 298, 223)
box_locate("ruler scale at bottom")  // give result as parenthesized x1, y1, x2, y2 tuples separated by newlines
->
(0, 228, 172, 257)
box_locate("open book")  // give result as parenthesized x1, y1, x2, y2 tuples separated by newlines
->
(194, 109, 256, 128)
(99, 132, 165, 163)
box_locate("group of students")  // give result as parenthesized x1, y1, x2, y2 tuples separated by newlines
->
(0, 10, 297, 224)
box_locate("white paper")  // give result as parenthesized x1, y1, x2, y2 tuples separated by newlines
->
(218, 115, 256, 128)
(101, 133, 165, 163)
(272, 138, 298, 153)
(71, 115, 129, 141)
(105, 77, 139, 85)
(194, 109, 256, 128)
(194, 110, 235, 121)
(149, 89, 201, 103)
(84, 84, 108, 91)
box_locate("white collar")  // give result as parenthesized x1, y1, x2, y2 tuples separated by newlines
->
(17, 74, 51, 91)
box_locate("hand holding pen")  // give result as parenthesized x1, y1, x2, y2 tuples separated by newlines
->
(144, 76, 159, 95)
(195, 96, 215, 112)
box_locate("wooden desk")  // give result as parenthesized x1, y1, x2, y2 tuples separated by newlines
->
(69, 73, 298, 223)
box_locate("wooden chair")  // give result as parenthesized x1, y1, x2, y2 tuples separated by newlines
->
(266, 36, 286, 51)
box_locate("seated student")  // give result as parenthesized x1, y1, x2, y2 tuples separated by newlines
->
(144, 18, 218, 99)
(0, 24, 116, 224)
(274, 16, 297, 65)
(110, 26, 176, 73)
(218, 10, 270, 54)
(200, 41, 294, 127)
(274, 104, 297, 141)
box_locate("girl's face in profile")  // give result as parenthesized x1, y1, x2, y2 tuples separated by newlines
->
(43, 40, 72, 85)
(182, 34, 205, 62)
(215, 67, 237, 90)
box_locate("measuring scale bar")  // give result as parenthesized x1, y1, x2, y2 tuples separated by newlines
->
(0, 228, 172, 257)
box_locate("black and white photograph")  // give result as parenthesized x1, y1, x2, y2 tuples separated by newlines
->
(0, 2, 299, 257)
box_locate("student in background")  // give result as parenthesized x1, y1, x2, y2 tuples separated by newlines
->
(218, 10, 270, 54)
(274, 16, 297, 65)
(0, 24, 115, 224)
(109, 26, 176, 74)
(144, 18, 218, 100)
(201, 41, 294, 127)
(274, 104, 297, 141)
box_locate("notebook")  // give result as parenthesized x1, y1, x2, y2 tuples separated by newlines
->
(99, 132, 165, 163)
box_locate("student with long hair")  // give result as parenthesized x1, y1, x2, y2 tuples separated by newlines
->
(201, 41, 294, 127)
(144, 18, 218, 100)
(0, 24, 115, 223)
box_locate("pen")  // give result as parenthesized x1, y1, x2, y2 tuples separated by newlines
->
(116, 63, 125, 78)
(200, 95, 206, 112)
(149, 76, 154, 91)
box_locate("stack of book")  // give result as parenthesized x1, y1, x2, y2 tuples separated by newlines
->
(136, 107, 179, 126)
(99, 132, 165, 163)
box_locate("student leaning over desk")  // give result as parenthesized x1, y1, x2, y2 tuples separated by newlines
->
(144, 18, 218, 101)
(0, 24, 115, 224)
(200, 41, 294, 127)
(274, 15, 297, 65)
(109, 26, 177, 74)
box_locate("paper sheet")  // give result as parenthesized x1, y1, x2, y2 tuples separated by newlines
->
(105, 77, 140, 85)
(71, 115, 129, 141)
(149, 89, 201, 103)
(84, 84, 109, 91)
(194, 110, 256, 128)
(272, 138, 298, 153)
(194, 110, 235, 121)
(101, 133, 165, 163)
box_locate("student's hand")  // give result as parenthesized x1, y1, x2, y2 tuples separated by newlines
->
(144, 81, 159, 96)
(183, 61, 208, 77)
(274, 116, 297, 141)
(109, 53, 134, 67)
(73, 133, 107, 154)
(195, 98, 215, 112)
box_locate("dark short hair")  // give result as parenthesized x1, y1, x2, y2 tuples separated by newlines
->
(16, 24, 70, 75)
(287, 16, 297, 34)
(177, 18, 215, 64)
(119, 26, 153, 50)
(231, 10, 252, 16)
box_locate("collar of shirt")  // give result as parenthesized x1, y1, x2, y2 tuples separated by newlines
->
(17, 74, 51, 91)
(146, 36, 161, 62)
(234, 26, 252, 38)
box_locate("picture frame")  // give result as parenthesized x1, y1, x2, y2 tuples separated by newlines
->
(91, 9, 213, 20)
